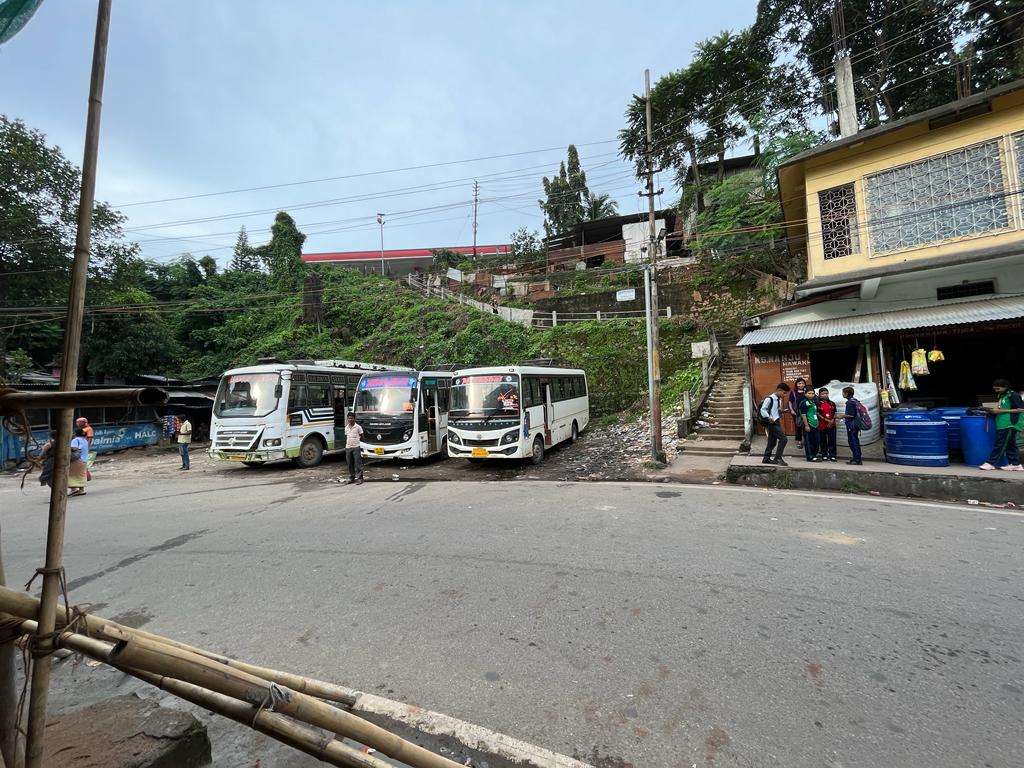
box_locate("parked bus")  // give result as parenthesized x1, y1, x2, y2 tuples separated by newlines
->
(353, 370, 453, 460)
(209, 360, 408, 468)
(447, 365, 588, 464)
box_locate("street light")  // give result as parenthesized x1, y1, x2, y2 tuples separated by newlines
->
(376, 212, 385, 275)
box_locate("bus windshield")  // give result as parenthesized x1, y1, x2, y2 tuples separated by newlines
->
(214, 373, 281, 418)
(354, 375, 418, 416)
(451, 374, 520, 416)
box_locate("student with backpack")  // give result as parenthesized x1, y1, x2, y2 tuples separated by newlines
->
(798, 390, 820, 461)
(842, 386, 867, 465)
(759, 382, 791, 466)
(979, 378, 1024, 471)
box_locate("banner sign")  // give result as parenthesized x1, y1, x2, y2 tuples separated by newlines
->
(616, 288, 636, 302)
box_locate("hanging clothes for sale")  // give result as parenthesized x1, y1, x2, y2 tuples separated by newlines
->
(928, 347, 945, 362)
(911, 347, 930, 376)
(899, 359, 918, 391)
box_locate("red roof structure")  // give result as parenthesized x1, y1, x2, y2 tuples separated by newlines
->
(302, 244, 509, 263)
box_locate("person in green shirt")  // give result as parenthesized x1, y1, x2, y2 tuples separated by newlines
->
(980, 378, 1024, 471)
(799, 392, 820, 461)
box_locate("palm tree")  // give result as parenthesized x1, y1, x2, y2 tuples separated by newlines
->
(583, 192, 619, 221)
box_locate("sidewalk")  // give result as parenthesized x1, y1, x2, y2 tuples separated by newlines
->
(728, 434, 1024, 505)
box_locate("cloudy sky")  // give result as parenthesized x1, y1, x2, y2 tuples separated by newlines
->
(3, 1, 754, 264)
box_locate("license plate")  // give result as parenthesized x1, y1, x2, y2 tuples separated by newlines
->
(471, 447, 488, 457)
(225, 454, 250, 462)
(374, 447, 385, 455)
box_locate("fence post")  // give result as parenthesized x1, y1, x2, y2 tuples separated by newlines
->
(683, 390, 692, 420)
(552, 311, 558, 327)
(666, 306, 672, 318)
(596, 310, 601, 321)
(702, 359, 709, 388)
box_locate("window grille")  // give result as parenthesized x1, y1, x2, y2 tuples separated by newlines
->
(865, 140, 1009, 254)
(819, 183, 860, 259)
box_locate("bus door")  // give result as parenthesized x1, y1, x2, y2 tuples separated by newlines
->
(541, 378, 553, 446)
(333, 385, 348, 447)
(423, 382, 439, 453)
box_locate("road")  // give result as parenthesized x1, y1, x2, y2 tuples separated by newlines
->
(2, 462, 1022, 767)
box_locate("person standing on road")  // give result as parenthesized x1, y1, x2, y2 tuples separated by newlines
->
(760, 382, 790, 466)
(980, 378, 1024, 471)
(842, 386, 863, 465)
(76, 416, 96, 480)
(817, 387, 837, 462)
(344, 412, 364, 484)
(68, 428, 89, 496)
(177, 414, 193, 471)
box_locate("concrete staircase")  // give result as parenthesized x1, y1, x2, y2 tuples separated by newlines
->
(678, 332, 747, 458)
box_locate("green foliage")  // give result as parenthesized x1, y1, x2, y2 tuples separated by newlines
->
(228, 226, 262, 273)
(0, 348, 33, 384)
(83, 287, 181, 380)
(540, 145, 589, 237)
(430, 248, 464, 271)
(260, 211, 307, 287)
(583, 192, 619, 221)
(508, 227, 544, 268)
(660, 360, 703, 413)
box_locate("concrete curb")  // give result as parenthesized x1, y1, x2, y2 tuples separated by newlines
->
(726, 463, 1024, 505)
(351, 691, 592, 768)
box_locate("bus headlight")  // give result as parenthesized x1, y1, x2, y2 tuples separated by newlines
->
(448, 431, 461, 444)
(402, 430, 412, 442)
(500, 430, 519, 445)
(263, 438, 282, 447)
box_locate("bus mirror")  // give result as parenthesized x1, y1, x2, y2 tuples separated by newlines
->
(274, 384, 283, 399)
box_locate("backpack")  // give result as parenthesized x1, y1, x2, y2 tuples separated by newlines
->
(854, 399, 872, 430)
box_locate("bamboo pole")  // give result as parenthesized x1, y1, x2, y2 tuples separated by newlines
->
(0, 586, 356, 705)
(24, 3, 113, 765)
(0, 386, 166, 416)
(109, 636, 463, 768)
(3, 617, 392, 768)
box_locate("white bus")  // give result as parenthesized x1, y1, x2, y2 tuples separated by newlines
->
(209, 360, 408, 468)
(446, 365, 589, 464)
(353, 370, 454, 460)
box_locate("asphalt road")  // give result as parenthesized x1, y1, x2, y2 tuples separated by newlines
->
(2, 465, 1022, 767)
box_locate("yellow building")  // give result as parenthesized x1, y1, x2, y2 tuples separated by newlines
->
(740, 79, 1024, 433)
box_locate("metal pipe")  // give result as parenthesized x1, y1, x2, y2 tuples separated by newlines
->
(0, 386, 166, 415)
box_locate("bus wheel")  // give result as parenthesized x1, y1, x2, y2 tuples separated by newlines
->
(570, 421, 579, 444)
(530, 436, 545, 465)
(294, 437, 324, 468)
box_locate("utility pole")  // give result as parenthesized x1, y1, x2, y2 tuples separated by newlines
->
(471, 180, 479, 262)
(640, 68, 665, 463)
(376, 212, 385, 276)
(24, 3, 112, 766)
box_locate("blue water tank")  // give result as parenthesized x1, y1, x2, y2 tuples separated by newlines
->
(885, 412, 949, 467)
(930, 407, 970, 457)
(960, 413, 997, 467)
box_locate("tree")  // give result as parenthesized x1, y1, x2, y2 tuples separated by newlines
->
(508, 227, 545, 268)
(539, 145, 590, 237)
(198, 254, 218, 279)
(965, 1, 1024, 92)
(228, 225, 262, 272)
(755, 0, 965, 128)
(583, 192, 619, 221)
(82, 287, 180, 381)
(260, 211, 307, 287)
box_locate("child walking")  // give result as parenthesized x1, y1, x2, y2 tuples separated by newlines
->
(979, 378, 1024, 471)
(842, 386, 863, 465)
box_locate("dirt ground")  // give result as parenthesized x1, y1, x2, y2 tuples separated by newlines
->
(16, 416, 680, 487)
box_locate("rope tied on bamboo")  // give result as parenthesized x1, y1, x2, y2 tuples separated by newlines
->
(22, 567, 81, 658)
(252, 682, 292, 727)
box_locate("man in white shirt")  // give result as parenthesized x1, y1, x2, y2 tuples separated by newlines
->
(343, 413, 364, 484)
(177, 415, 193, 471)
(759, 383, 790, 466)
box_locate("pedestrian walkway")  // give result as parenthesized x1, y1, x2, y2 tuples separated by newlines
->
(676, 330, 745, 459)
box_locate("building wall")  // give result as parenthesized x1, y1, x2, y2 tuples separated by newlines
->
(800, 90, 1024, 280)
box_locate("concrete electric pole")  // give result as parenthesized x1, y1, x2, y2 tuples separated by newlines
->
(472, 180, 479, 262)
(641, 68, 666, 463)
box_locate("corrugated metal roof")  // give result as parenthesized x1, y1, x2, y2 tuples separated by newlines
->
(737, 296, 1024, 346)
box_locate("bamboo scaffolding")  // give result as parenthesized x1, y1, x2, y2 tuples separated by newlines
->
(108, 635, 464, 768)
(2, 616, 392, 768)
(0, 585, 356, 705)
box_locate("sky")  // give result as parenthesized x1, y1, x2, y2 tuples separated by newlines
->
(2, 0, 755, 265)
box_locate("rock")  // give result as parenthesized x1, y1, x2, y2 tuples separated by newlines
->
(42, 693, 211, 768)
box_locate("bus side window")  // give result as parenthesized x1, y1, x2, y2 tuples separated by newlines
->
(579, 375, 587, 395)
(288, 385, 307, 410)
(306, 384, 331, 408)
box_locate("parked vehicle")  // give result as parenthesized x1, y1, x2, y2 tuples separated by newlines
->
(447, 365, 589, 464)
(354, 370, 454, 460)
(209, 360, 408, 468)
